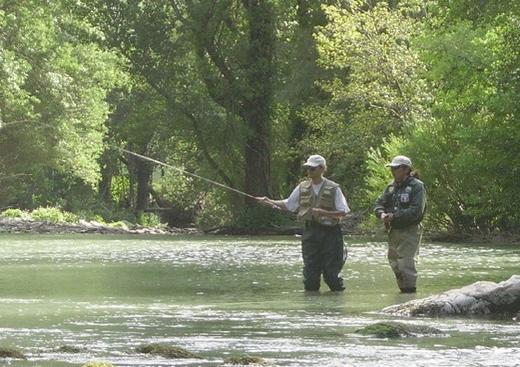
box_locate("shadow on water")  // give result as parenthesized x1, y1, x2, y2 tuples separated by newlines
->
(0, 233, 518, 366)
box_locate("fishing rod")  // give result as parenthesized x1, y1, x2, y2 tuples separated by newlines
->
(120, 148, 260, 201)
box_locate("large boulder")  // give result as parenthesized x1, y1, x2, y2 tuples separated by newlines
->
(383, 275, 520, 317)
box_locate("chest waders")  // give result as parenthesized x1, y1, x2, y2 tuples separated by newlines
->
(298, 179, 346, 291)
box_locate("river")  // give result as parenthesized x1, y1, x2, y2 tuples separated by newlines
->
(0, 234, 518, 366)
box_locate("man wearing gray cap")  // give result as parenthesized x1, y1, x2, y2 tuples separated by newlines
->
(256, 154, 350, 292)
(374, 155, 426, 293)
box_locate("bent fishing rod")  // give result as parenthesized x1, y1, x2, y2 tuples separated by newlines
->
(120, 148, 278, 206)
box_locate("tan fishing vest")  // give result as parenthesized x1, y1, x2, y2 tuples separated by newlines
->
(297, 178, 340, 226)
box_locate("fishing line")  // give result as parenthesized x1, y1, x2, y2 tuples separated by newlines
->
(120, 148, 259, 200)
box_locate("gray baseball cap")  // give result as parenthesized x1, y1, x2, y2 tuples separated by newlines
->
(386, 155, 412, 167)
(303, 154, 326, 167)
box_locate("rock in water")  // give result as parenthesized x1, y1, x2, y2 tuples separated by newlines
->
(355, 322, 443, 338)
(223, 355, 268, 365)
(383, 275, 520, 317)
(57, 345, 83, 353)
(0, 347, 27, 359)
(136, 343, 201, 359)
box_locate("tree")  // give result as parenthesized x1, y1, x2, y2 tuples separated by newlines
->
(311, 1, 431, 200)
(0, 0, 122, 208)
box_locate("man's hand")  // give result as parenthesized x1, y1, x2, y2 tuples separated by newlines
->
(381, 213, 394, 224)
(254, 196, 280, 210)
(254, 196, 269, 205)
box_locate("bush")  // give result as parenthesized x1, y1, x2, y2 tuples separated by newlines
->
(0, 208, 27, 219)
(31, 207, 79, 224)
(137, 212, 164, 228)
(195, 191, 233, 228)
(107, 221, 130, 229)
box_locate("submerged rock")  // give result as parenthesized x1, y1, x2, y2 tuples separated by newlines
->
(223, 355, 268, 365)
(136, 343, 201, 359)
(57, 345, 83, 353)
(383, 275, 520, 317)
(355, 322, 443, 338)
(0, 347, 27, 359)
(81, 362, 114, 367)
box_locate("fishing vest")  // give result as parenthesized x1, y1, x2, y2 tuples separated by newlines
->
(297, 178, 340, 226)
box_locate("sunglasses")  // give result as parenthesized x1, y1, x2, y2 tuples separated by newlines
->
(391, 165, 404, 171)
(306, 166, 322, 171)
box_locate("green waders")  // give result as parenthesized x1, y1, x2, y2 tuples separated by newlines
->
(388, 224, 422, 291)
(301, 221, 346, 291)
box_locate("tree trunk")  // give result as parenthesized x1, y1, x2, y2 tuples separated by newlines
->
(286, 0, 328, 187)
(242, 0, 275, 201)
(134, 158, 153, 213)
(98, 149, 119, 204)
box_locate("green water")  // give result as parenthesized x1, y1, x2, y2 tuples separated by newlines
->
(0, 234, 518, 366)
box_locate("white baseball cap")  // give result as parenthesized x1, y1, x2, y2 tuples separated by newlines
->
(303, 154, 326, 168)
(386, 155, 412, 167)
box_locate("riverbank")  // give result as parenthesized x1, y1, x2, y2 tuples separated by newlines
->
(0, 217, 199, 235)
(1, 217, 519, 245)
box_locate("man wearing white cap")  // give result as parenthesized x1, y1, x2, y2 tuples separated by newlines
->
(255, 154, 350, 292)
(374, 155, 426, 293)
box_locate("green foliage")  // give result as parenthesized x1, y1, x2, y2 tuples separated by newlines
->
(137, 213, 164, 228)
(406, 14, 520, 231)
(107, 221, 130, 230)
(310, 1, 431, 202)
(363, 137, 405, 207)
(110, 175, 131, 206)
(0, 208, 27, 219)
(338, 2, 520, 233)
(0, 0, 124, 211)
(194, 191, 233, 229)
(31, 207, 79, 224)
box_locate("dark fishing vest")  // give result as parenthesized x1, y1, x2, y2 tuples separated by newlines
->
(297, 178, 340, 226)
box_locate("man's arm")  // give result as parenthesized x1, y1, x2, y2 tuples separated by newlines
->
(255, 186, 300, 212)
(374, 187, 390, 219)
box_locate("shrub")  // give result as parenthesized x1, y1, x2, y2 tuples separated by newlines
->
(0, 208, 27, 219)
(107, 221, 130, 230)
(30, 207, 79, 224)
(137, 212, 164, 228)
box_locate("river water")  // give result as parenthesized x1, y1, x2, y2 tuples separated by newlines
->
(0, 234, 518, 366)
